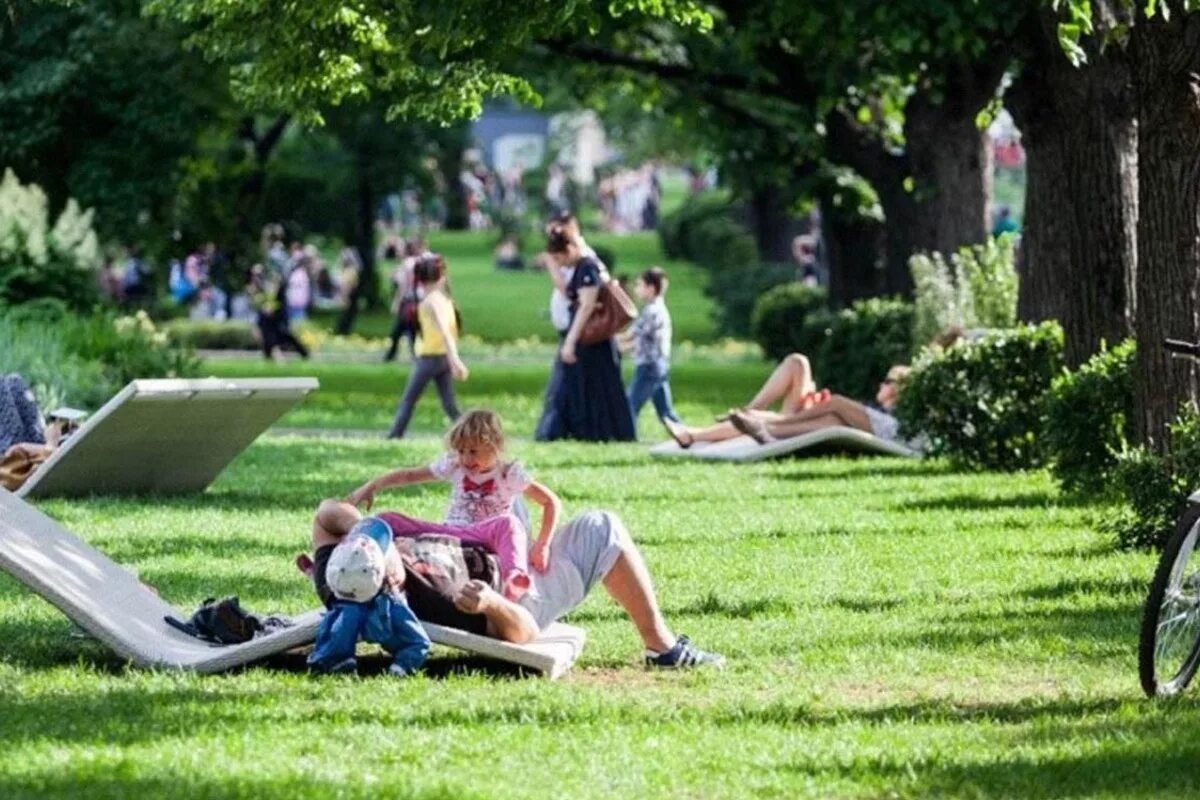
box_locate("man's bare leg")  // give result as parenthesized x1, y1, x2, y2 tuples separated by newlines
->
(602, 548, 675, 653)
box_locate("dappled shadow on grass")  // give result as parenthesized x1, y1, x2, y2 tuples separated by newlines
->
(768, 459, 957, 482)
(898, 490, 1090, 513)
(892, 601, 1139, 653)
(0, 616, 128, 671)
(258, 649, 535, 681)
(1021, 574, 1148, 601)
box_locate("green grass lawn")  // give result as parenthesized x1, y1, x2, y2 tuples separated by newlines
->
(2, 438, 1187, 798)
(200, 357, 769, 437)
(339, 230, 720, 344)
(1, 358, 1195, 798)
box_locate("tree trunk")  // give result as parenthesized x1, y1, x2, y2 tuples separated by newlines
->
(1008, 7, 1137, 367)
(903, 76, 997, 256)
(1131, 13, 1200, 450)
(824, 110, 915, 297)
(746, 183, 795, 262)
(335, 158, 377, 335)
(439, 136, 468, 231)
(822, 197, 885, 306)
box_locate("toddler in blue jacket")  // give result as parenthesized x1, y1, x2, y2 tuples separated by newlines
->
(308, 516, 430, 676)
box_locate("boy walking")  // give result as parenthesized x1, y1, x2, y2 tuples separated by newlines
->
(625, 267, 681, 434)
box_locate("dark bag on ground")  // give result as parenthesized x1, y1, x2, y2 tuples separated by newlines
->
(166, 596, 280, 644)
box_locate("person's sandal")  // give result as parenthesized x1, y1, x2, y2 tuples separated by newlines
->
(730, 412, 773, 444)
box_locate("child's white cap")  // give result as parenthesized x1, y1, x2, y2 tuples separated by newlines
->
(326, 533, 388, 602)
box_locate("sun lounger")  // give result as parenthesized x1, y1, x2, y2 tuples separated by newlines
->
(650, 426, 921, 462)
(17, 377, 319, 499)
(0, 488, 585, 677)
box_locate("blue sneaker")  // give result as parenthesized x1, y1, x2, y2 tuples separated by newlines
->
(309, 656, 357, 675)
(644, 636, 725, 669)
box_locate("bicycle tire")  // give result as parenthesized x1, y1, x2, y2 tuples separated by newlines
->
(1139, 505, 1200, 697)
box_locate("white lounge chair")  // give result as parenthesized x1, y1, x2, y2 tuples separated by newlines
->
(650, 426, 921, 462)
(17, 377, 318, 499)
(0, 488, 585, 677)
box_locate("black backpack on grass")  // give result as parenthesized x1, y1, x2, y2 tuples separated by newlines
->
(166, 596, 262, 644)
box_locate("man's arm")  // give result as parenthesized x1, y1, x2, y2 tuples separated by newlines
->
(455, 580, 538, 644)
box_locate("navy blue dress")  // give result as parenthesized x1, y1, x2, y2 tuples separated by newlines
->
(535, 257, 636, 442)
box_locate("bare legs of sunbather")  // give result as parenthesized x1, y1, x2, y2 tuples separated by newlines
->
(661, 352, 830, 447)
(729, 395, 873, 443)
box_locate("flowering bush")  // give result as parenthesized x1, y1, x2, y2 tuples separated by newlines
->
(65, 310, 198, 390)
(0, 169, 101, 311)
(909, 235, 1018, 346)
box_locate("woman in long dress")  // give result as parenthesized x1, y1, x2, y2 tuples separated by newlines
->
(535, 223, 635, 442)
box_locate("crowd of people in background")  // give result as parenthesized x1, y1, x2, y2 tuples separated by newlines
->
(596, 165, 661, 233)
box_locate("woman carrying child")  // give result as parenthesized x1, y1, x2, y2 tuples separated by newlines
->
(387, 253, 467, 439)
(351, 410, 560, 601)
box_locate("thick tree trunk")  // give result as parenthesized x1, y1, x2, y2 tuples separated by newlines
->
(1008, 7, 1137, 367)
(903, 77, 998, 256)
(822, 197, 885, 306)
(824, 110, 915, 297)
(746, 183, 795, 262)
(1131, 13, 1200, 450)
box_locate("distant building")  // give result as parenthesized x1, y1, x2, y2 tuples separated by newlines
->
(471, 102, 608, 186)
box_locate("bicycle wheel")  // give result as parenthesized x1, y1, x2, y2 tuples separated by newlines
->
(1139, 505, 1200, 697)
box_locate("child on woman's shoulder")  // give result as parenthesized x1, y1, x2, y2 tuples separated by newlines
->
(348, 409, 561, 600)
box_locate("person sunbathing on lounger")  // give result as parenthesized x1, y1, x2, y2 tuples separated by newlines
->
(662, 358, 912, 449)
(309, 498, 725, 669)
(728, 366, 915, 447)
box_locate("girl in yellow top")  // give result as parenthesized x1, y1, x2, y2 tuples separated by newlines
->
(387, 254, 468, 438)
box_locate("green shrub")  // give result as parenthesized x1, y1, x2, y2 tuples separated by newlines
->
(807, 297, 916, 401)
(0, 308, 199, 412)
(688, 215, 758, 271)
(165, 319, 260, 350)
(0, 314, 109, 410)
(62, 311, 199, 390)
(1105, 405, 1200, 550)
(909, 235, 1018, 346)
(0, 169, 101, 311)
(750, 284, 829, 362)
(658, 192, 731, 260)
(1043, 339, 1136, 494)
(706, 262, 795, 338)
(896, 322, 1064, 470)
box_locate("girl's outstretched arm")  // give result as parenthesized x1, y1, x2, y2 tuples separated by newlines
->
(347, 466, 437, 510)
(523, 480, 562, 572)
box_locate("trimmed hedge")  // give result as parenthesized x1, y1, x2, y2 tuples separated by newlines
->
(804, 298, 916, 402)
(707, 262, 797, 338)
(750, 288, 915, 402)
(750, 284, 829, 361)
(896, 322, 1064, 471)
(165, 319, 258, 350)
(1106, 405, 1200, 550)
(1043, 339, 1136, 495)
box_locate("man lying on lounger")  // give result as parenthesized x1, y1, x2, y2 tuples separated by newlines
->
(663, 357, 919, 450)
(309, 498, 725, 669)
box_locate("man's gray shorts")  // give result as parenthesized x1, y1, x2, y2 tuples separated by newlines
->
(520, 510, 627, 630)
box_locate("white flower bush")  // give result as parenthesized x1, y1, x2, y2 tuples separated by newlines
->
(0, 168, 103, 309)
